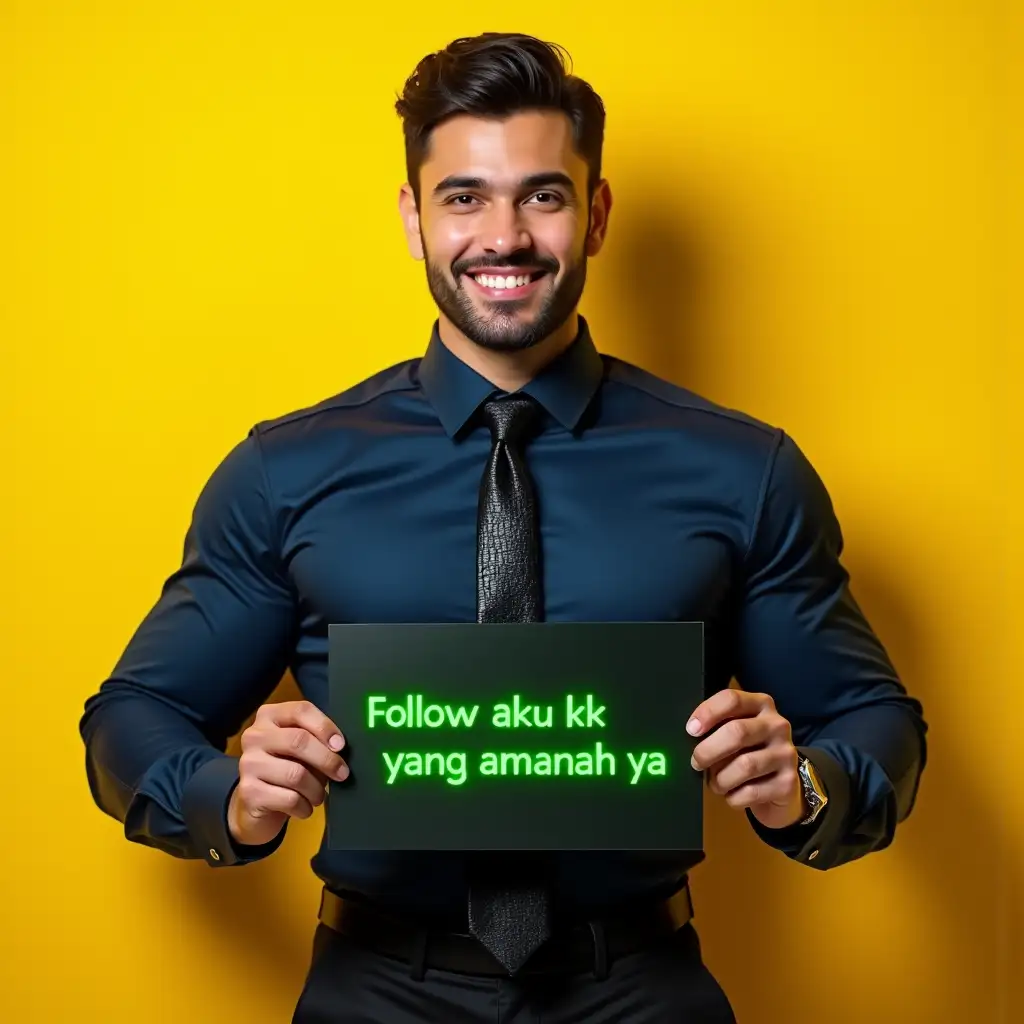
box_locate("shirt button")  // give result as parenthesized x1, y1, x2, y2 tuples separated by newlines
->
(808, 849, 819, 861)
(209, 848, 221, 861)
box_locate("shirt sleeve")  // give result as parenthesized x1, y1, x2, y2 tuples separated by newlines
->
(79, 428, 297, 866)
(734, 429, 928, 869)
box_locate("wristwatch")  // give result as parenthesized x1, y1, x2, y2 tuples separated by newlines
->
(797, 754, 829, 825)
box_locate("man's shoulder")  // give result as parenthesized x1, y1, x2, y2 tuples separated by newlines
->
(603, 355, 834, 511)
(602, 354, 781, 445)
(252, 356, 422, 441)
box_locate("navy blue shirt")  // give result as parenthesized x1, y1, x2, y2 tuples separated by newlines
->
(80, 317, 926, 921)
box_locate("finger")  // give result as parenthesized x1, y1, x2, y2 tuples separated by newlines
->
(235, 776, 315, 821)
(242, 750, 330, 808)
(686, 689, 773, 738)
(263, 700, 346, 753)
(708, 746, 793, 796)
(252, 726, 349, 781)
(691, 716, 774, 772)
(722, 769, 796, 811)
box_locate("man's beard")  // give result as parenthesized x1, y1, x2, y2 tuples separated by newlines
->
(424, 246, 587, 353)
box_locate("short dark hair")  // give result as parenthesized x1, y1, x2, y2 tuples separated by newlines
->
(395, 32, 606, 205)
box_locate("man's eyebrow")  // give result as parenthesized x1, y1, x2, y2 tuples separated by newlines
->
(431, 172, 578, 196)
(520, 172, 577, 194)
(432, 175, 487, 194)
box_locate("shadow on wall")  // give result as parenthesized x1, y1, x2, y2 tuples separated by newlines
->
(603, 183, 1017, 1022)
(590, 180, 731, 401)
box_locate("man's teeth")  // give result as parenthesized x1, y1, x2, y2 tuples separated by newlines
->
(472, 273, 535, 289)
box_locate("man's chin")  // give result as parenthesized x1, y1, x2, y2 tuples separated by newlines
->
(464, 327, 545, 353)
(455, 306, 547, 352)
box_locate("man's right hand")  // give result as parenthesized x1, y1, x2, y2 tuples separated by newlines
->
(227, 700, 349, 848)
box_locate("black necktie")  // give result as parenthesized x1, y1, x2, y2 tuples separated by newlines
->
(467, 394, 552, 976)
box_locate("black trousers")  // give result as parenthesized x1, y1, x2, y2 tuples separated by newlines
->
(292, 921, 737, 1023)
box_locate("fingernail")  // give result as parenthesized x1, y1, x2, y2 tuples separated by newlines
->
(686, 718, 701, 736)
(328, 734, 344, 752)
(336, 763, 349, 781)
(690, 755, 699, 770)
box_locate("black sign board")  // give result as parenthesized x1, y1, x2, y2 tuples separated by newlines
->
(327, 622, 704, 851)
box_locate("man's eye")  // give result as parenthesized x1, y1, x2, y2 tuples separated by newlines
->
(528, 192, 563, 206)
(447, 194, 479, 206)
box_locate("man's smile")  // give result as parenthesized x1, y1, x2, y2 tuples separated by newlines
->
(462, 268, 551, 300)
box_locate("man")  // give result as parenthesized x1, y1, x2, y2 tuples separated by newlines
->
(80, 31, 927, 1023)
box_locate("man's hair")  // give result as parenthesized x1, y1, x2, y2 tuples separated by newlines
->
(395, 32, 606, 206)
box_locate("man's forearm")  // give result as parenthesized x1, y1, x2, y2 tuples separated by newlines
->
(80, 682, 282, 865)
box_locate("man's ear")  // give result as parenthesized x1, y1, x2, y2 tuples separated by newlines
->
(398, 183, 424, 260)
(585, 179, 613, 258)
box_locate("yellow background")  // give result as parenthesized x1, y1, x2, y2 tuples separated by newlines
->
(2, 2, 1020, 1022)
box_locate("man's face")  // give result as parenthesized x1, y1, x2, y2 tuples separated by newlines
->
(400, 110, 610, 352)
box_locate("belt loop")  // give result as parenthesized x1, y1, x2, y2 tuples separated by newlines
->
(409, 926, 428, 982)
(588, 920, 609, 981)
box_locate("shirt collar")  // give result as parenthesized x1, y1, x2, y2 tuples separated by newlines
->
(417, 315, 604, 439)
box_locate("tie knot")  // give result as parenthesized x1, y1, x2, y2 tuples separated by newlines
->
(479, 395, 542, 445)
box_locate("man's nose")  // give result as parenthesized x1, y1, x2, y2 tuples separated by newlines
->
(479, 199, 531, 254)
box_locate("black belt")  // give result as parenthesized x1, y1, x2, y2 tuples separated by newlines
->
(317, 884, 694, 980)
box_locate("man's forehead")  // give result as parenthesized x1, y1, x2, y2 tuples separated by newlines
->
(419, 111, 587, 187)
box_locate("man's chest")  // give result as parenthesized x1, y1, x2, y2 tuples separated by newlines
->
(280, 437, 745, 629)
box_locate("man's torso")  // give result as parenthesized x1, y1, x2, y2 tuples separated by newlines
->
(251, 340, 780, 918)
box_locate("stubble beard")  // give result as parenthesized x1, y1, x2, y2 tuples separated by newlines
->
(423, 244, 588, 353)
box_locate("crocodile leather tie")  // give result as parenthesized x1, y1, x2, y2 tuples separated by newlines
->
(467, 394, 552, 976)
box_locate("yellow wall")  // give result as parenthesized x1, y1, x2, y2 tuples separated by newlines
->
(3, 3, 1019, 1021)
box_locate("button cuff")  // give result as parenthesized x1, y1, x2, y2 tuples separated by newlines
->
(181, 754, 286, 866)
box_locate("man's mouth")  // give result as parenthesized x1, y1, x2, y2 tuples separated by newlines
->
(462, 269, 550, 300)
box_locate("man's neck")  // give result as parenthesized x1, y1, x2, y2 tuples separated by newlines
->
(437, 312, 579, 393)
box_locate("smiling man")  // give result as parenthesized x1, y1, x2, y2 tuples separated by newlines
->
(405, 107, 600, 368)
(80, 31, 927, 1024)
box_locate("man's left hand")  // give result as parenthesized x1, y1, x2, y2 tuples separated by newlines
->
(687, 688, 808, 830)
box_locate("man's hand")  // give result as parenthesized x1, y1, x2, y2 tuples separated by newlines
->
(227, 700, 349, 847)
(687, 688, 807, 830)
